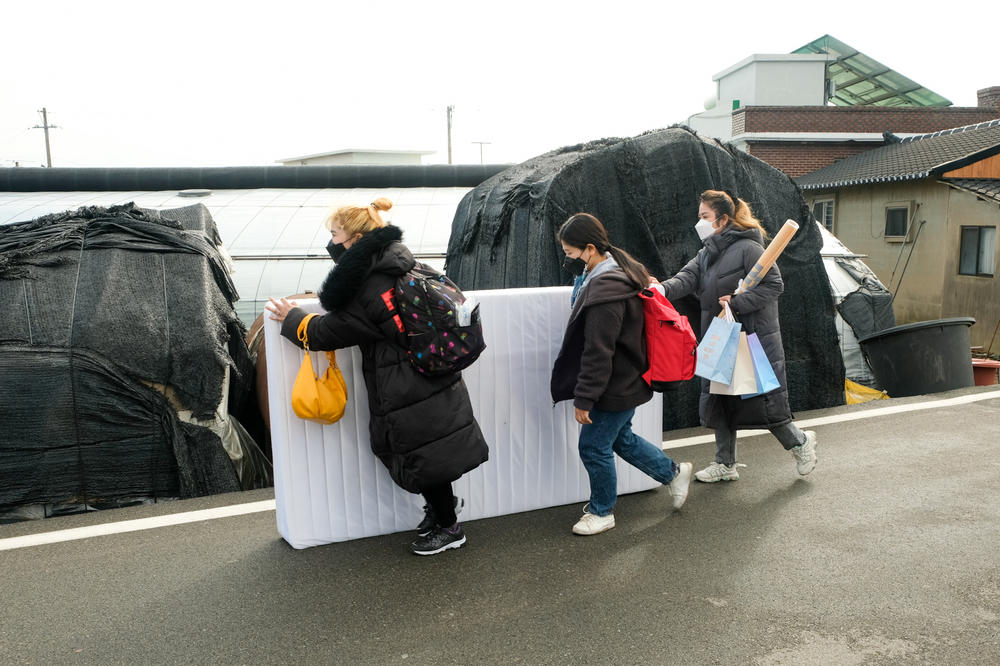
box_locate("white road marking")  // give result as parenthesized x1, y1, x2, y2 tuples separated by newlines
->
(3, 388, 998, 552)
(660, 387, 1000, 450)
(0, 499, 276, 551)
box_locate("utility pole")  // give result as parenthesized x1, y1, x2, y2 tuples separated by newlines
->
(472, 141, 491, 164)
(31, 107, 59, 167)
(446, 105, 454, 165)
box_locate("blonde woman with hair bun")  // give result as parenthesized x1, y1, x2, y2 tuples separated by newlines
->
(660, 189, 818, 484)
(266, 196, 489, 556)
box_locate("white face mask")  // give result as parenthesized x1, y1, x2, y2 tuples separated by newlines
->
(695, 218, 715, 242)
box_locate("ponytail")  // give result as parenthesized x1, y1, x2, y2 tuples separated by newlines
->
(608, 245, 651, 291)
(700, 190, 769, 239)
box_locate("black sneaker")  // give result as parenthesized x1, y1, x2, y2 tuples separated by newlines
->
(410, 525, 466, 556)
(416, 496, 465, 536)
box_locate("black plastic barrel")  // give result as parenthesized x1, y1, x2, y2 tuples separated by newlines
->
(858, 318, 976, 397)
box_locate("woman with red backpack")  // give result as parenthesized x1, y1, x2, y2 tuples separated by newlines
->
(550, 213, 693, 536)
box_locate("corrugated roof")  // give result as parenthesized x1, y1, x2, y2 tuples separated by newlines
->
(796, 119, 1000, 190)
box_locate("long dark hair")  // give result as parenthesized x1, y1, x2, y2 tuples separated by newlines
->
(558, 213, 650, 290)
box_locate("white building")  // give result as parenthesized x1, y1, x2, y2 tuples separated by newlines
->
(687, 53, 831, 141)
(277, 149, 434, 166)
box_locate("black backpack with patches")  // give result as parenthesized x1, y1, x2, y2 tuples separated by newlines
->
(382, 263, 486, 375)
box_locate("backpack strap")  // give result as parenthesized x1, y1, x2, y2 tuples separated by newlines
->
(380, 288, 405, 333)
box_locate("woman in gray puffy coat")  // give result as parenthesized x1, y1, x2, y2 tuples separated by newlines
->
(659, 190, 817, 483)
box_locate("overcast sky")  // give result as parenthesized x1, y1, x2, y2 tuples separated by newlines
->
(2, 0, 996, 168)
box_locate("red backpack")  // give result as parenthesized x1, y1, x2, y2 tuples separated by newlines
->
(638, 288, 697, 391)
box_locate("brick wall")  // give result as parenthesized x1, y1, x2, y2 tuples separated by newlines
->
(978, 87, 1000, 112)
(745, 142, 874, 178)
(731, 110, 745, 136)
(736, 106, 1000, 134)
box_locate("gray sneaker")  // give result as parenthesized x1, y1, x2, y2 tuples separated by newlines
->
(411, 524, 466, 555)
(667, 462, 693, 509)
(694, 461, 740, 483)
(791, 430, 818, 475)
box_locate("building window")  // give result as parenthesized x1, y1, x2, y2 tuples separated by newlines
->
(812, 199, 834, 232)
(959, 226, 996, 277)
(885, 207, 909, 237)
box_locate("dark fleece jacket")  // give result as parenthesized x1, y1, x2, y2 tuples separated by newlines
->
(279, 225, 488, 493)
(550, 268, 653, 412)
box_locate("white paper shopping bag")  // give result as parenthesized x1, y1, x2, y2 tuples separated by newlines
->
(710, 332, 758, 395)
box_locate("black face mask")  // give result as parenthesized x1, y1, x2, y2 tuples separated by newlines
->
(563, 255, 587, 276)
(326, 240, 347, 262)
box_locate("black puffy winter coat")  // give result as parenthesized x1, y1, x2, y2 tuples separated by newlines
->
(661, 225, 793, 430)
(280, 225, 489, 493)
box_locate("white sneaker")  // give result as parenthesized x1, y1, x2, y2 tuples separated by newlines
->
(667, 462, 693, 509)
(694, 461, 740, 483)
(791, 430, 818, 475)
(572, 508, 615, 535)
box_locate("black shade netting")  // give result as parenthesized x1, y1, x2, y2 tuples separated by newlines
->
(0, 348, 239, 513)
(0, 203, 258, 513)
(445, 127, 845, 430)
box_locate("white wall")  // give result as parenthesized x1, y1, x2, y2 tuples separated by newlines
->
(688, 54, 830, 141)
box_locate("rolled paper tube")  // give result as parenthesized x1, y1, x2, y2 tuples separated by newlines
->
(717, 219, 800, 318)
(735, 219, 799, 294)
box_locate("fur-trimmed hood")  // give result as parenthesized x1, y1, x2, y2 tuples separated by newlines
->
(319, 225, 414, 311)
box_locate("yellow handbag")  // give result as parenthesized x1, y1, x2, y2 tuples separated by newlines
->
(291, 313, 348, 424)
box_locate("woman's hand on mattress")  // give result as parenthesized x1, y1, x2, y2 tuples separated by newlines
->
(265, 297, 298, 322)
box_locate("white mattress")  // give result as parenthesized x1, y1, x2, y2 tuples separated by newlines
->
(265, 286, 663, 548)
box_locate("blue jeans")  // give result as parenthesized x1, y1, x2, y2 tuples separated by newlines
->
(578, 407, 679, 516)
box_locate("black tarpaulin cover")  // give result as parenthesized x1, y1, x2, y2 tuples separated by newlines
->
(835, 257, 896, 340)
(445, 127, 845, 430)
(0, 203, 257, 514)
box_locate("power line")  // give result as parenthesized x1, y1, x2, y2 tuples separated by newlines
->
(471, 141, 491, 164)
(30, 107, 60, 167)
(446, 105, 454, 165)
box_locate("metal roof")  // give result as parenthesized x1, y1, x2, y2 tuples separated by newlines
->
(796, 119, 1000, 190)
(793, 35, 951, 108)
(277, 149, 436, 163)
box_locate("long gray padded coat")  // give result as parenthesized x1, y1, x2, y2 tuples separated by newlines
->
(280, 225, 489, 493)
(660, 225, 793, 430)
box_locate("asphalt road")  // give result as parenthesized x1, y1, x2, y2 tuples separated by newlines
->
(2, 386, 999, 665)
